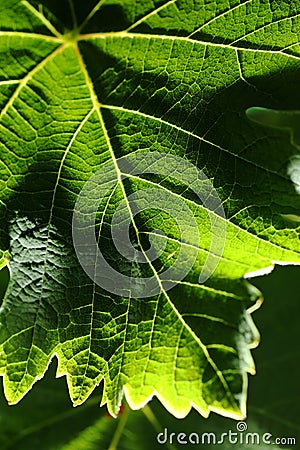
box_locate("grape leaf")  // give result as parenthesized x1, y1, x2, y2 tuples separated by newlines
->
(0, 267, 298, 450)
(0, 0, 299, 420)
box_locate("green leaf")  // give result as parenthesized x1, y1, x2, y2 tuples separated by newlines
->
(0, 0, 299, 421)
(0, 267, 298, 450)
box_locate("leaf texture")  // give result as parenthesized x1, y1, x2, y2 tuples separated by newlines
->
(0, 0, 299, 419)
